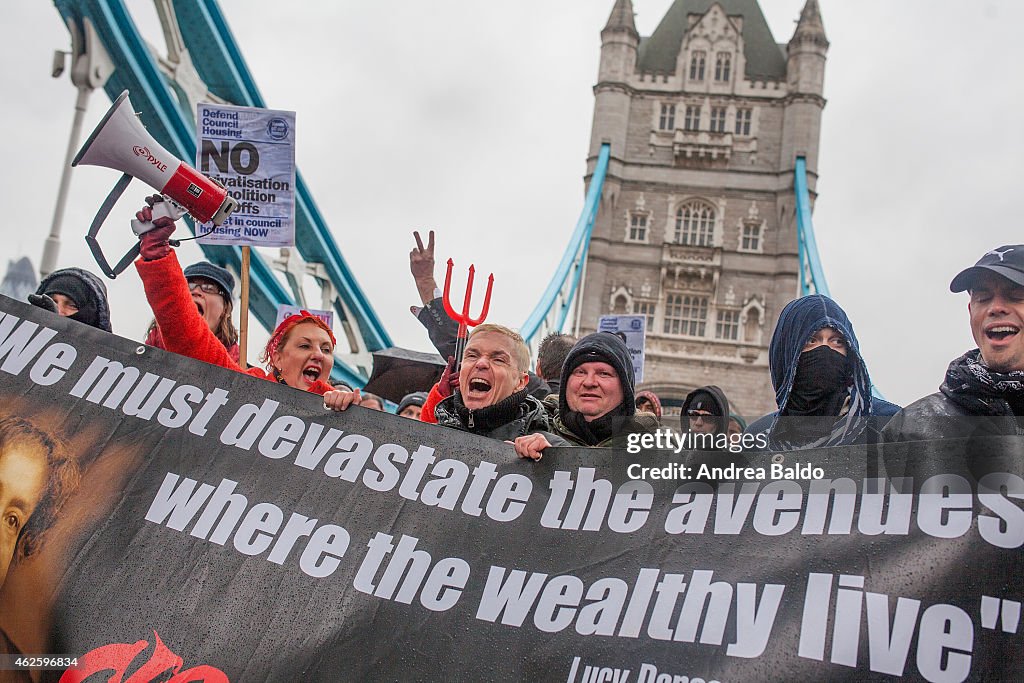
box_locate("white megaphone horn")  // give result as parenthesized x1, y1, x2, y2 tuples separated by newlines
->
(73, 90, 239, 278)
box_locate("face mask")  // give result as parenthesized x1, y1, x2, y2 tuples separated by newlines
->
(784, 345, 852, 417)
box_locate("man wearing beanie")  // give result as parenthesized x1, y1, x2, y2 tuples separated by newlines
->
(885, 244, 1024, 441)
(514, 332, 658, 459)
(397, 392, 428, 420)
(31, 267, 112, 332)
(680, 386, 729, 437)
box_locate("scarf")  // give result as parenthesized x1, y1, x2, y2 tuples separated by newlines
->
(454, 388, 530, 432)
(941, 350, 1024, 418)
(562, 403, 629, 446)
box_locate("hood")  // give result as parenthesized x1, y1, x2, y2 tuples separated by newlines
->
(36, 267, 111, 332)
(767, 295, 876, 443)
(559, 332, 636, 418)
(635, 390, 663, 418)
(680, 385, 730, 437)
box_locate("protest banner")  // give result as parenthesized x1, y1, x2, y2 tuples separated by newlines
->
(0, 295, 1021, 682)
(599, 314, 646, 383)
(275, 304, 333, 332)
(195, 103, 297, 247)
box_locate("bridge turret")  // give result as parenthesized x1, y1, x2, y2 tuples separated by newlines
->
(590, 0, 638, 160)
(781, 0, 829, 173)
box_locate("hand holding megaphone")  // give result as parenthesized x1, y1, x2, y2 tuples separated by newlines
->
(131, 195, 186, 236)
(74, 90, 239, 278)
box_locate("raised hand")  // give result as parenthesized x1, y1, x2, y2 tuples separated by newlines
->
(410, 230, 437, 305)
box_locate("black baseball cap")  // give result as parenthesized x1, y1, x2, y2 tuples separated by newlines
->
(950, 245, 1024, 293)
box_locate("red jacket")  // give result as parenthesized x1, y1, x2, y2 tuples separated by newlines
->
(136, 251, 334, 395)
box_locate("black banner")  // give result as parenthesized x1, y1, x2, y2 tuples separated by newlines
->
(0, 295, 1021, 682)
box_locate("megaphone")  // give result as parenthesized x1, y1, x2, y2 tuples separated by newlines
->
(73, 90, 239, 278)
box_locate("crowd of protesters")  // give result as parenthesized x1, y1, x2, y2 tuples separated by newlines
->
(4, 199, 1020, 655)
(20, 200, 1024, 457)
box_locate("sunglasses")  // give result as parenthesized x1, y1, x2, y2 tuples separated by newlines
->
(686, 409, 718, 419)
(187, 280, 225, 296)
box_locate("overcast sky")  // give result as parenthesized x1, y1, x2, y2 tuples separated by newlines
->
(2, 1, 1021, 409)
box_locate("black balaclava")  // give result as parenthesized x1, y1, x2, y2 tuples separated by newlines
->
(782, 345, 853, 417)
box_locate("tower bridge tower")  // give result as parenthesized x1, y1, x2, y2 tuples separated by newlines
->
(579, 0, 828, 416)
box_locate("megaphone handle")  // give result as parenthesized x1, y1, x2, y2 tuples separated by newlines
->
(86, 172, 138, 279)
(131, 197, 186, 236)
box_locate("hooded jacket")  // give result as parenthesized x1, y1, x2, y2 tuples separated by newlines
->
(34, 268, 112, 332)
(553, 332, 658, 447)
(635, 390, 663, 419)
(680, 385, 730, 445)
(746, 295, 900, 449)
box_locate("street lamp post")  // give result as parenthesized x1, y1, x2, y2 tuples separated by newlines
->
(40, 16, 113, 278)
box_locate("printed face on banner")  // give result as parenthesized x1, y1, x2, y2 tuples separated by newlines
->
(195, 103, 297, 247)
(0, 443, 47, 587)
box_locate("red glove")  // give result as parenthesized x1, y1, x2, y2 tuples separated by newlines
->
(436, 355, 460, 399)
(136, 196, 177, 261)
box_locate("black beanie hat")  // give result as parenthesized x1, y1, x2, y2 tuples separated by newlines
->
(36, 269, 111, 331)
(559, 332, 636, 417)
(397, 391, 428, 414)
(687, 390, 723, 416)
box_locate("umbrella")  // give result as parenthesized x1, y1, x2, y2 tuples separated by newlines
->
(362, 346, 446, 404)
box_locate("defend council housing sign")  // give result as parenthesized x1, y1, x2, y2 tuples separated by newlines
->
(195, 102, 296, 247)
(0, 295, 1021, 681)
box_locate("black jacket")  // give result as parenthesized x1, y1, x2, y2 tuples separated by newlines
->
(433, 390, 567, 444)
(883, 392, 1023, 442)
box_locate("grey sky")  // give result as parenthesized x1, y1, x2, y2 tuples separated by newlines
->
(1, 1, 1021, 408)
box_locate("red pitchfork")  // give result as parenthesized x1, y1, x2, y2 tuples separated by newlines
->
(442, 257, 494, 367)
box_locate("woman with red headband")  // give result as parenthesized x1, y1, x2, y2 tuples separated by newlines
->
(132, 197, 336, 395)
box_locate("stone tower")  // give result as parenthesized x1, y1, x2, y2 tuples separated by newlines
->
(579, 0, 828, 417)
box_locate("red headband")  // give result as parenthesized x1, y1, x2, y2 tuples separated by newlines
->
(261, 310, 337, 365)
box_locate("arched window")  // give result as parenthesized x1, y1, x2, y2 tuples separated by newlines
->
(674, 201, 716, 246)
(689, 51, 706, 81)
(715, 52, 732, 82)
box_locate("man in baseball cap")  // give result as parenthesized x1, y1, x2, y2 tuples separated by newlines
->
(885, 245, 1024, 441)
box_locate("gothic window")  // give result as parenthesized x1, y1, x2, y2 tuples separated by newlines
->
(658, 103, 675, 131)
(611, 294, 629, 314)
(684, 105, 701, 131)
(710, 107, 727, 133)
(674, 201, 716, 246)
(634, 301, 655, 329)
(735, 108, 752, 136)
(714, 52, 732, 82)
(741, 222, 762, 251)
(716, 309, 740, 340)
(689, 51, 706, 81)
(628, 213, 648, 242)
(664, 294, 708, 337)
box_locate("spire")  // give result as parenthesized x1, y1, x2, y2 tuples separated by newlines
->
(791, 0, 828, 47)
(603, 0, 639, 40)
